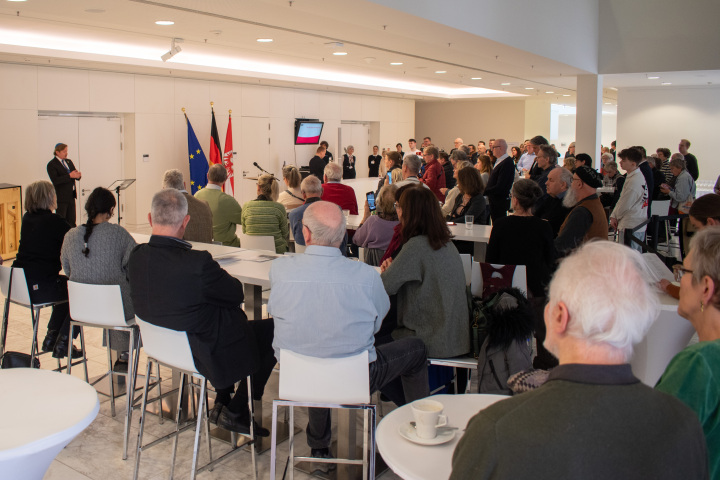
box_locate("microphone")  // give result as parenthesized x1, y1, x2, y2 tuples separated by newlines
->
(253, 162, 279, 181)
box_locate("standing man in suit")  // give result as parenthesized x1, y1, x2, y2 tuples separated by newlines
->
(47, 143, 81, 227)
(129, 188, 276, 435)
(368, 145, 381, 178)
(484, 138, 515, 222)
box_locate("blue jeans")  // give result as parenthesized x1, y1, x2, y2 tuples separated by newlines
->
(306, 337, 429, 449)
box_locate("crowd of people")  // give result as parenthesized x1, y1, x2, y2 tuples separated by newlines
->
(4, 135, 718, 478)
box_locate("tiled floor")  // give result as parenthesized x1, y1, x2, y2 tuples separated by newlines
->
(1, 294, 403, 480)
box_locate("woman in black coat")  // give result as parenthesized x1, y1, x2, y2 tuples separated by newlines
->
(447, 167, 488, 225)
(342, 145, 357, 179)
(12, 180, 81, 358)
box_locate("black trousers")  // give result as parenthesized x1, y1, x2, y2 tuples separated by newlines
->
(488, 197, 510, 224)
(25, 274, 77, 338)
(55, 199, 76, 227)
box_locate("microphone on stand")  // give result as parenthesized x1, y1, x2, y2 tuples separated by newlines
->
(253, 162, 279, 181)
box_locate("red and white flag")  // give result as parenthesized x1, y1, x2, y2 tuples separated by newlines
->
(223, 112, 234, 196)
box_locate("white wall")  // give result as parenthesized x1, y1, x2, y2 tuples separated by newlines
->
(617, 86, 720, 182)
(0, 64, 414, 226)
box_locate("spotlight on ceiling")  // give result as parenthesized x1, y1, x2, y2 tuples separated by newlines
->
(161, 38, 183, 62)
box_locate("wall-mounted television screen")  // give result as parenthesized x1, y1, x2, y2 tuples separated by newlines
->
(294, 119, 324, 145)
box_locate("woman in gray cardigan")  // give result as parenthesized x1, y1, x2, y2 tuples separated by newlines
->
(660, 157, 696, 214)
(380, 186, 470, 358)
(61, 187, 137, 370)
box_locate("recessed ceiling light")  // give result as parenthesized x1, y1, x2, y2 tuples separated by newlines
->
(390, 62, 403, 65)
(7, 0, 28, 2)
(562, 94, 570, 97)
(648, 76, 660, 79)
(525, 87, 534, 90)
(471, 77, 482, 80)
(256, 38, 273, 43)
(435, 70, 447, 74)
(333, 51, 348, 56)
(545, 91, 554, 94)
(661, 82, 672, 85)
(604, 102, 612, 105)
(155, 20, 174, 25)
(501, 82, 510, 86)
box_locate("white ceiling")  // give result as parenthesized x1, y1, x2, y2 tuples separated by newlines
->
(0, 0, 715, 102)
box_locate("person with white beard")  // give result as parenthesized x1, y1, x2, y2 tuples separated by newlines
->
(555, 166, 608, 256)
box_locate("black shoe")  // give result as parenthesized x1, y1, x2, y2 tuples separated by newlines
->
(113, 351, 129, 373)
(42, 329, 59, 352)
(208, 402, 224, 425)
(217, 408, 269, 437)
(310, 448, 337, 473)
(52, 335, 83, 359)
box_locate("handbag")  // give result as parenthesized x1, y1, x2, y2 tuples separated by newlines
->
(469, 293, 502, 359)
(0, 266, 41, 369)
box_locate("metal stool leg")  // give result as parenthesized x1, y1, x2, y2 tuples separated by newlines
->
(122, 328, 136, 460)
(29, 306, 41, 367)
(369, 406, 377, 480)
(288, 405, 295, 480)
(189, 379, 206, 480)
(133, 360, 153, 480)
(106, 330, 116, 418)
(363, 409, 369, 480)
(203, 389, 213, 472)
(247, 379, 257, 480)
(169, 373, 186, 479)
(270, 402, 279, 480)
(1, 297, 10, 357)
(157, 363, 164, 424)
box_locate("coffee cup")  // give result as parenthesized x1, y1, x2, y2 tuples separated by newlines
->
(411, 399, 448, 439)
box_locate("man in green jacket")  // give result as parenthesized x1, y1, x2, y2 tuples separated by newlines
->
(195, 164, 242, 247)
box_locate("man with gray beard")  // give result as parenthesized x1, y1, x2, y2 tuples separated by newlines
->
(555, 166, 608, 256)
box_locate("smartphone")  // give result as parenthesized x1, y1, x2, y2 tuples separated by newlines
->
(366, 192, 376, 212)
(387, 171, 392, 184)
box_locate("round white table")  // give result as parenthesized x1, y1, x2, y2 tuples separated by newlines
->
(0, 368, 99, 480)
(377, 394, 508, 480)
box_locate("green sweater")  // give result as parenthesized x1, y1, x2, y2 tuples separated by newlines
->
(657, 339, 720, 480)
(194, 187, 242, 247)
(241, 199, 289, 253)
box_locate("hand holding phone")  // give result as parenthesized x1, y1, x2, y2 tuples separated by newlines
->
(366, 191, 376, 212)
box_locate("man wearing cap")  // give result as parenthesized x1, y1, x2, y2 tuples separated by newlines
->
(555, 166, 608, 256)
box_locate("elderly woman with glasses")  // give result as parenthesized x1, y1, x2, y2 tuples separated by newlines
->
(656, 226, 720, 479)
(660, 157, 696, 215)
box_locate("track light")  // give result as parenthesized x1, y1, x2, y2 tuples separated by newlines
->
(161, 38, 182, 62)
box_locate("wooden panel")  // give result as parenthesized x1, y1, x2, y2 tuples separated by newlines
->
(0, 185, 22, 260)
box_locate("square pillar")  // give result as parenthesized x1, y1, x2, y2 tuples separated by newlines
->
(576, 74, 603, 168)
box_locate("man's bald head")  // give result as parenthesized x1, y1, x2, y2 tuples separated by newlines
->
(303, 201, 346, 247)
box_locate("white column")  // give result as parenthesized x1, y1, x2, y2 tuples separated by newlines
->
(575, 74, 603, 168)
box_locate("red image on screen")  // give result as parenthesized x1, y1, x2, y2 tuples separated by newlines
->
(295, 121, 324, 144)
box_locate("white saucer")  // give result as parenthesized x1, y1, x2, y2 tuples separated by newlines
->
(397, 422, 456, 446)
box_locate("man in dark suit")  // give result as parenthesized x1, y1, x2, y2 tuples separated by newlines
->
(47, 143, 81, 227)
(484, 138, 516, 222)
(128, 189, 276, 436)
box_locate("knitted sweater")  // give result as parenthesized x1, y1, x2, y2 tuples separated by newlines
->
(195, 187, 243, 247)
(241, 199, 289, 253)
(61, 222, 137, 320)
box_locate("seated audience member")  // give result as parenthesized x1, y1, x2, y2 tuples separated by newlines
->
(533, 166, 573, 237)
(530, 145, 557, 194)
(555, 166, 607, 256)
(309, 145, 327, 181)
(450, 241, 708, 480)
(13, 180, 79, 358)
(487, 179, 555, 299)
(390, 167, 403, 184)
(378, 150, 402, 191)
(660, 157, 696, 214)
(610, 148, 649, 249)
(439, 151, 455, 190)
(600, 152, 614, 176)
(378, 184, 418, 264)
(277, 165, 304, 212)
(61, 187, 136, 369)
(241, 174, 289, 253)
(394, 154, 426, 189)
(446, 167, 488, 225)
(562, 156, 575, 171)
(573, 152, 591, 170)
(656, 226, 720, 479)
(269, 201, 429, 468)
(381, 187, 469, 358)
(291, 176, 348, 254)
(441, 160, 473, 217)
(195, 164, 242, 247)
(475, 154, 493, 186)
(321, 162, 358, 214)
(658, 194, 720, 298)
(342, 145, 357, 180)
(420, 146, 446, 201)
(129, 189, 276, 436)
(162, 169, 213, 243)
(354, 185, 399, 266)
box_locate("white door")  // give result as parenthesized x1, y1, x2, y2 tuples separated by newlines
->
(239, 117, 270, 206)
(38, 115, 123, 224)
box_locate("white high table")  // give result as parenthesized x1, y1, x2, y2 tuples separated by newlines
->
(0, 368, 99, 480)
(377, 394, 508, 480)
(131, 233, 272, 320)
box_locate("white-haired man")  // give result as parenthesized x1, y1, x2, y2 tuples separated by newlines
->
(162, 169, 213, 243)
(533, 166, 572, 237)
(269, 201, 429, 470)
(394, 154, 426, 188)
(451, 241, 708, 480)
(320, 162, 358, 214)
(129, 189, 276, 436)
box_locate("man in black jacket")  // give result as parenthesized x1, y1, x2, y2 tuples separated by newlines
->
(128, 189, 276, 436)
(47, 143, 81, 227)
(484, 138, 515, 222)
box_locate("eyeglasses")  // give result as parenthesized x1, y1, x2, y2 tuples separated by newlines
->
(673, 264, 693, 282)
(393, 202, 402, 210)
(492, 145, 503, 150)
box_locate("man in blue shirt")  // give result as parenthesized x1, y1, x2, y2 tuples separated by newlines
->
(269, 201, 429, 469)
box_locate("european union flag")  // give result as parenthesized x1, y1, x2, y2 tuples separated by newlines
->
(185, 113, 209, 194)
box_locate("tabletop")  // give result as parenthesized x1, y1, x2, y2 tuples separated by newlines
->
(377, 394, 508, 480)
(0, 368, 99, 454)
